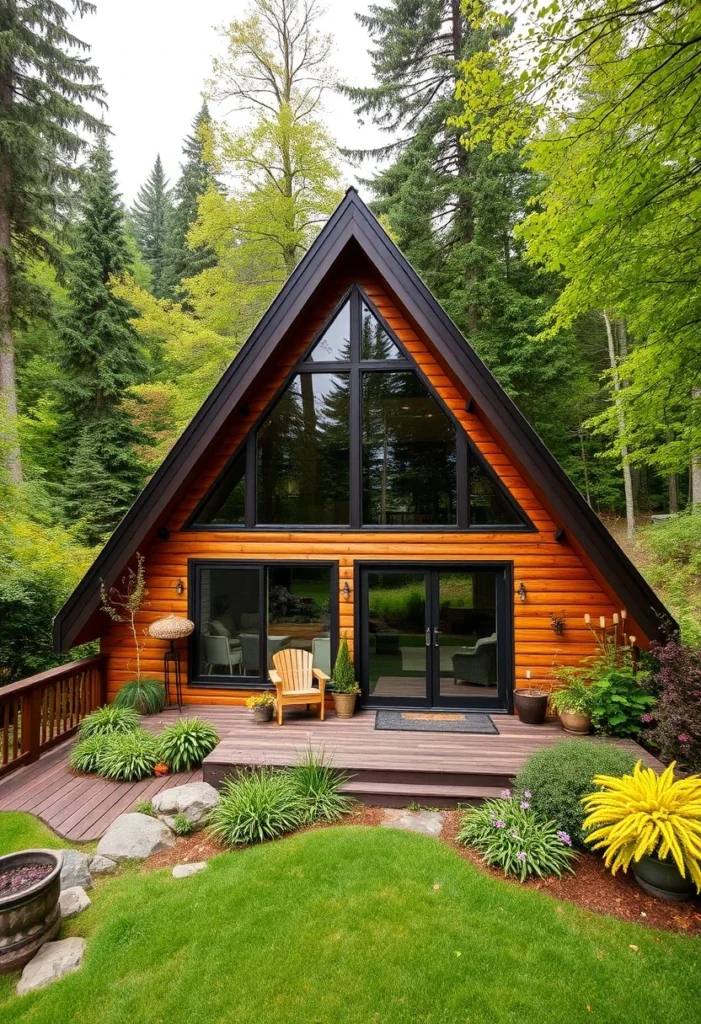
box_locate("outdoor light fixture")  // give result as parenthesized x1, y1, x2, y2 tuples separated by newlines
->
(518, 581, 527, 602)
(174, 578, 184, 596)
(342, 582, 351, 600)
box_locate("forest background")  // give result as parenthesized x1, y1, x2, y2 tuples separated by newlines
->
(1, 0, 699, 682)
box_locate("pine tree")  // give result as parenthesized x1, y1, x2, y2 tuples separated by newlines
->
(0, 0, 103, 484)
(61, 139, 147, 544)
(131, 155, 173, 298)
(163, 102, 217, 298)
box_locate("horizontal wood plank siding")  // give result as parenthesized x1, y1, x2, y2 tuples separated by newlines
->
(101, 266, 631, 705)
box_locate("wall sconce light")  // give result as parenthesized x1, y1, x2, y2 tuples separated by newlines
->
(174, 579, 184, 596)
(518, 581, 527, 602)
(342, 582, 351, 600)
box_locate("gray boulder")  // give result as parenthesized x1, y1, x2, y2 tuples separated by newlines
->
(152, 782, 220, 830)
(16, 938, 86, 996)
(89, 854, 117, 875)
(59, 886, 92, 919)
(60, 849, 92, 891)
(172, 862, 207, 879)
(97, 813, 175, 861)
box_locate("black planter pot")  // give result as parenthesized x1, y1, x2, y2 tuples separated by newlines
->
(0, 849, 63, 974)
(513, 688, 549, 726)
(632, 854, 696, 902)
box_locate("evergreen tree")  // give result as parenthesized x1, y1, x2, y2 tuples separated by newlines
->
(0, 0, 103, 484)
(61, 139, 148, 544)
(131, 154, 173, 298)
(163, 102, 217, 298)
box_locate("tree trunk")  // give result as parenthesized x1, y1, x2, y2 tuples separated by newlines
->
(603, 311, 634, 539)
(692, 389, 701, 508)
(0, 56, 21, 485)
(668, 473, 678, 513)
(578, 426, 592, 506)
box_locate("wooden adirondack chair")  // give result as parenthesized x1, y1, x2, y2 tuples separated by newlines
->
(269, 648, 328, 726)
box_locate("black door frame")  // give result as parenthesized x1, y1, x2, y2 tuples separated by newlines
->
(356, 561, 514, 713)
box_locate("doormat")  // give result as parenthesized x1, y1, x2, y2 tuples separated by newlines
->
(375, 710, 498, 735)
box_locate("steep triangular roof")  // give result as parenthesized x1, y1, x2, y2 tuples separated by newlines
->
(54, 188, 671, 650)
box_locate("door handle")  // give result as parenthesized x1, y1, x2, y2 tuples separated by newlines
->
(433, 628, 441, 648)
(425, 627, 431, 646)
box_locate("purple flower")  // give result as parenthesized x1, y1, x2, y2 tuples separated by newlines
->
(523, 790, 532, 799)
(520, 800, 530, 810)
(501, 789, 512, 799)
(516, 851, 527, 863)
(493, 820, 506, 829)
(640, 713, 655, 724)
(557, 830, 572, 846)
(678, 733, 692, 743)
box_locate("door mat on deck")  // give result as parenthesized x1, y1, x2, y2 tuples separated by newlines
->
(375, 711, 498, 735)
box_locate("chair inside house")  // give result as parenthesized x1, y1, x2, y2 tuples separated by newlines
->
(203, 634, 242, 675)
(312, 636, 331, 677)
(269, 648, 329, 726)
(452, 634, 497, 688)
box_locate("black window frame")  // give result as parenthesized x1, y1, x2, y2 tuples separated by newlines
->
(188, 559, 339, 689)
(186, 285, 533, 533)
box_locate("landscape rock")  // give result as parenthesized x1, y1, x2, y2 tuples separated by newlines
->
(89, 855, 117, 875)
(59, 886, 92, 919)
(96, 812, 175, 861)
(152, 783, 220, 830)
(16, 938, 86, 996)
(59, 849, 92, 891)
(172, 862, 208, 879)
(381, 808, 444, 836)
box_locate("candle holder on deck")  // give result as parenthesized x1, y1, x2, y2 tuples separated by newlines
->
(148, 615, 194, 710)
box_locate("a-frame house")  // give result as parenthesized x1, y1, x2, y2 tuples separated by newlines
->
(54, 189, 669, 714)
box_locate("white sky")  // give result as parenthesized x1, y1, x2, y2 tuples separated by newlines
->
(74, 0, 386, 204)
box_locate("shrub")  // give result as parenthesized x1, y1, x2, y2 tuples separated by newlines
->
(70, 735, 105, 774)
(134, 799, 156, 816)
(643, 637, 701, 771)
(589, 665, 655, 737)
(208, 768, 305, 846)
(79, 704, 140, 739)
(548, 673, 596, 717)
(96, 729, 159, 781)
(639, 511, 701, 645)
(114, 678, 166, 715)
(172, 813, 194, 836)
(583, 761, 701, 892)
(157, 717, 219, 772)
(287, 748, 352, 824)
(456, 795, 576, 881)
(514, 740, 638, 848)
(331, 634, 359, 694)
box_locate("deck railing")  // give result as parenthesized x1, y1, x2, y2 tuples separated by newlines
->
(0, 654, 107, 778)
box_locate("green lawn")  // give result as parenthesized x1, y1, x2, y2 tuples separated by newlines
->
(0, 813, 71, 857)
(1, 823, 699, 1023)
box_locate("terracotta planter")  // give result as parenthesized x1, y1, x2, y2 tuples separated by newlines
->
(632, 854, 696, 902)
(252, 705, 274, 723)
(513, 688, 549, 725)
(559, 710, 591, 735)
(333, 692, 358, 719)
(0, 849, 62, 975)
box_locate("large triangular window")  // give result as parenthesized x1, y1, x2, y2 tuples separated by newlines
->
(189, 286, 529, 530)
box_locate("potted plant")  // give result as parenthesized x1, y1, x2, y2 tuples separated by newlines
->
(331, 635, 360, 719)
(582, 761, 701, 901)
(245, 692, 275, 723)
(513, 687, 549, 725)
(0, 849, 63, 974)
(549, 669, 595, 735)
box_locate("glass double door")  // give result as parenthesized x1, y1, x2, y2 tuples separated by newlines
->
(360, 564, 510, 710)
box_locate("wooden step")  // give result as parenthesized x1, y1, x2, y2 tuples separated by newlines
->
(340, 778, 505, 809)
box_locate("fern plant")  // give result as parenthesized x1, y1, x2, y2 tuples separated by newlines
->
(96, 729, 159, 782)
(79, 705, 140, 738)
(114, 678, 166, 715)
(157, 718, 219, 772)
(582, 761, 701, 891)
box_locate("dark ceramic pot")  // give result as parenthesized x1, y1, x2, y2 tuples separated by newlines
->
(0, 849, 62, 974)
(252, 705, 274, 723)
(632, 854, 696, 902)
(513, 688, 549, 725)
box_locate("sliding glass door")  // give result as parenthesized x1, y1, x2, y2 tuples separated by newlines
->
(360, 564, 511, 710)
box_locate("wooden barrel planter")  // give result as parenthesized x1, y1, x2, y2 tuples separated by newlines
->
(0, 850, 63, 974)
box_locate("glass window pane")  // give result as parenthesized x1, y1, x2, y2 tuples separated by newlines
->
(367, 572, 428, 700)
(362, 371, 456, 525)
(192, 450, 245, 526)
(437, 571, 498, 699)
(198, 567, 260, 678)
(361, 302, 402, 360)
(305, 300, 351, 361)
(257, 373, 350, 525)
(469, 457, 522, 525)
(267, 566, 332, 674)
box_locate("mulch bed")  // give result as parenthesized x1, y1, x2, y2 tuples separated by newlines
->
(0, 862, 53, 897)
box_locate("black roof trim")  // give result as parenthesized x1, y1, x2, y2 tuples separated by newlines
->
(54, 189, 671, 650)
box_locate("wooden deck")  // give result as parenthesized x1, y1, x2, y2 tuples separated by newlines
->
(0, 706, 660, 837)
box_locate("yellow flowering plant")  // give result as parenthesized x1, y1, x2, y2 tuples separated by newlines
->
(582, 762, 701, 891)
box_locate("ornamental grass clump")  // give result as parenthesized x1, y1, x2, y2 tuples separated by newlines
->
(287, 747, 352, 824)
(457, 792, 577, 882)
(582, 761, 701, 891)
(70, 734, 106, 774)
(157, 717, 219, 772)
(96, 729, 160, 782)
(78, 704, 140, 739)
(114, 679, 167, 716)
(208, 768, 305, 846)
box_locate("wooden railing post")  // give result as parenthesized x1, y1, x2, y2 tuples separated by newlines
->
(20, 687, 42, 765)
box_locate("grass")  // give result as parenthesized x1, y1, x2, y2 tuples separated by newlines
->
(1, 824, 700, 1023)
(0, 812, 71, 857)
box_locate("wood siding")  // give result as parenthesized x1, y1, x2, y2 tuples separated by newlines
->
(101, 262, 632, 705)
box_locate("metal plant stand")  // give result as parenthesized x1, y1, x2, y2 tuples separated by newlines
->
(148, 615, 195, 713)
(163, 640, 183, 711)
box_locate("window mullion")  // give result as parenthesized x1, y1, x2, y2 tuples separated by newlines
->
(457, 430, 469, 529)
